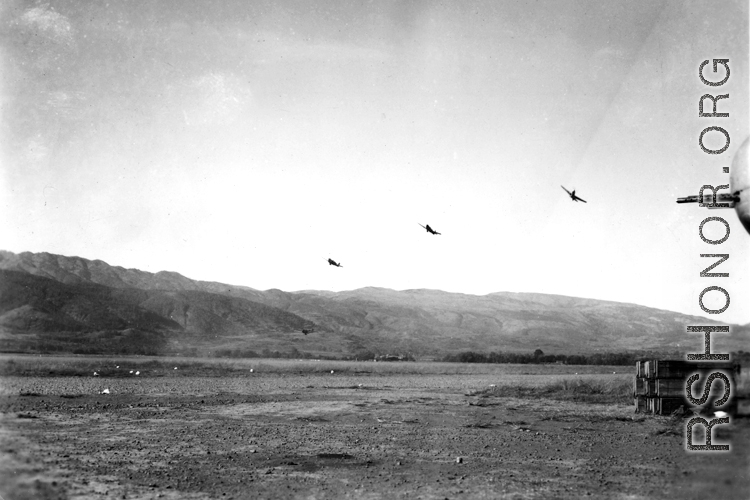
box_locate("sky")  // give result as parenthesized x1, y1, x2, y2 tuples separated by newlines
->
(1, 0, 749, 326)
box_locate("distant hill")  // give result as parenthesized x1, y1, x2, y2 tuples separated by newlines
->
(1, 250, 747, 357)
(0, 264, 324, 355)
(270, 287, 749, 356)
(0, 250, 267, 299)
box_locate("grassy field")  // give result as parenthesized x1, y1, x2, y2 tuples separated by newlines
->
(0, 353, 631, 376)
(0, 354, 637, 405)
(2, 354, 744, 405)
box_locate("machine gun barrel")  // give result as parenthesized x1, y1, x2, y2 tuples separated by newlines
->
(675, 192, 737, 207)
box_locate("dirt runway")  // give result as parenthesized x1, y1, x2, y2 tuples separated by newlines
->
(1, 373, 748, 499)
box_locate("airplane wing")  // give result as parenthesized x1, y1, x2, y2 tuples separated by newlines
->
(561, 185, 572, 196)
(574, 195, 587, 203)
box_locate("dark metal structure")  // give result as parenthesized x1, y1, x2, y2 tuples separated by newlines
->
(633, 359, 740, 415)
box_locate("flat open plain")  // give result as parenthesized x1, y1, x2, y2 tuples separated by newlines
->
(0, 357, 748, 499)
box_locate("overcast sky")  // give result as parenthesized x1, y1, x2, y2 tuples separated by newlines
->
(2, 0, 749, 326)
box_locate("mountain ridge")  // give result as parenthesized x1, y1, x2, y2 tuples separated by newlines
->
(1, 250, 746, 357)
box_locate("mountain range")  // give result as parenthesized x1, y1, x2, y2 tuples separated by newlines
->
(0, 250, 746, 358)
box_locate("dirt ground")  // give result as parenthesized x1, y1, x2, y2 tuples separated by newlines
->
(0, 373, 748, 500)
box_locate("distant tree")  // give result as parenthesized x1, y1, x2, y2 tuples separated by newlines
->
(533, 349, 544, 359)
(354, 350, 375, 361)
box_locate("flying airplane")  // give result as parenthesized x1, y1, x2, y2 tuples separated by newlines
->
(676, 136, 750, 236)
(418, 223, 441, 235)
(327, 258, 342, 267)
(561, 186, 587, 203)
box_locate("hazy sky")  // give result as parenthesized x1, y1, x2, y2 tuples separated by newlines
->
(2, 0, 749, 326)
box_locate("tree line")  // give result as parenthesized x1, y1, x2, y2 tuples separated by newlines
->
(440, 349, 684, 366)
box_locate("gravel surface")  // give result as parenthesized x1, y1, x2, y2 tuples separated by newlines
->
(1, 374, 747, 499)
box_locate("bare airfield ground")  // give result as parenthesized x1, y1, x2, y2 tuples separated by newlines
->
(0, 359, 748, 500)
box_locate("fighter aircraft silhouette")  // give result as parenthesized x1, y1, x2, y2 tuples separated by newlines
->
(327, 258, 342, 267)
(418, 223, 441, 235)
(561, 186, 587, 203)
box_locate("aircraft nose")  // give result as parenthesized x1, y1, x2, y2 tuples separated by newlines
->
(731, 137, 750, 234)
